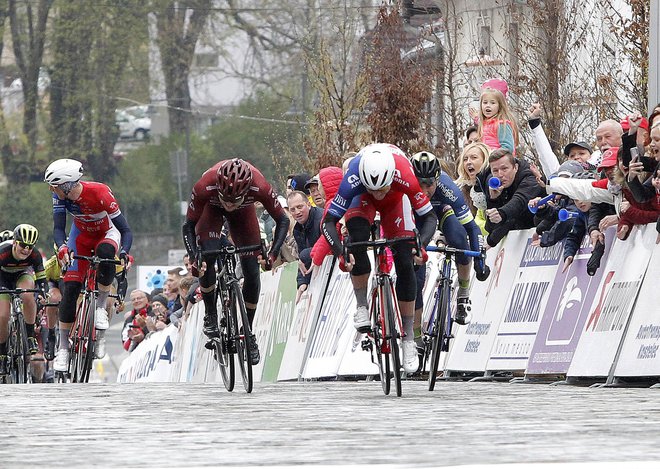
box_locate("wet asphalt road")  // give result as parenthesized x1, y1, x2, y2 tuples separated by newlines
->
(1, 379, 659, 467)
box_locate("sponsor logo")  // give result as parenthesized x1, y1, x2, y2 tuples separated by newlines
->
(395, 216, 402, 227)
(504, 280, 550, 323)
(414, 192, 425, 201)
(334, 194, 346, 206)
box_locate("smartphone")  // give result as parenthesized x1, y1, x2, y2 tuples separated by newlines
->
(630, 147, 639, 162)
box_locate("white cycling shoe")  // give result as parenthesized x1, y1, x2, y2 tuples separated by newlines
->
(95, 307, 109, 330)
(353, 306, 370, 332)
(53, 348, 70, 372)
(401, 340, 419, 373)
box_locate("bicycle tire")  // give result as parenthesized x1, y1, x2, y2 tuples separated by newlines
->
(232, 284, 253, 393)
(216, 303, 235, 392)
(429, 277, 450, 391)
(80, 294, 96, 383)
(383, 281, 402, 397)
(372, 287, 390, 395)
(10, 312, 30, 384)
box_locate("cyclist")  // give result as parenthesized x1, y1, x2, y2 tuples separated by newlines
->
(410, 151, 490, 327)
(182, 158, 289, 365)
(0, 224, 48, 375)
(322, 143, 438, 373)
(44, 158, 133, 372)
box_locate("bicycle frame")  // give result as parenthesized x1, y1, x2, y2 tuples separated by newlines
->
(424, 244, 483, 390)
(344, 233, 420, 397)
(1, 288, 41, 384)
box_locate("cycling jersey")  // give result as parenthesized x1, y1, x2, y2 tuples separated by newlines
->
(52, 181, 132, 253)
(427, 172, 482, 255)
(328, 149, 433, 220)
(0, 240, 47, 291)
(43, 254, 61, 283)
(184, 160, 288, 258)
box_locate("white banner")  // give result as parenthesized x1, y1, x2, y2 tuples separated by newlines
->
(304, 269, 356, 378)
(250, 268, 283, 382)
(486, 237, 561, 371)
(117, 324, 178, 382)
(568, 225, 655, 378)
(445, 230, 530, 373)
(613, 228, 660, 377)
(136, 265, 170, 292)
(278, 258, 334, 381)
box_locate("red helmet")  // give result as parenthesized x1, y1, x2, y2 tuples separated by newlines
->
(216, 158, 253, 201)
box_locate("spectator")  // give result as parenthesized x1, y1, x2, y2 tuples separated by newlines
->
(477, 78, 519, 154)
(182, 254, 193, 278)
(149, 294, 169, 331)
(455, 142, 491, 234)
(122, 289, 152, 352)
(528, 161, 583, 247)
(273, 195, 299, 268)
(288, 190, 323, 302)
(562, 173, 597, 273)
(464, 125, 478, 147)
(255, 201, 275, 244)
(309, 166, 344, 268)
(165, 267, 183, 313)
(480, 148, 546, 248)
(592, 119, 624, 166)
(170, 276, 199, 327)
(305, 175, 325, 207)
(286, 173, 311, 196)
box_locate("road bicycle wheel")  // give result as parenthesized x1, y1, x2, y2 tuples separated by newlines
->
(80, 294, 96, 383)
(429, 278, 450, 391)
(11, 315, 30, 384)
(383, 283, 402, 397)
(216, 305, 235, 392)
(232, 284, 253, 393)
(371, 289, 390, 395)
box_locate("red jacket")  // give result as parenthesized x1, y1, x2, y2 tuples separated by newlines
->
(310, 167, 344, 266)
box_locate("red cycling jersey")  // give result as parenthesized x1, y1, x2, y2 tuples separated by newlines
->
(53, 181, 121, 234)
(186, 161, 284, 224)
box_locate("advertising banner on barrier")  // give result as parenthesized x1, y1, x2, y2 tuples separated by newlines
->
(136, 265, 170, 292)
(117, 324, 178, 383)
(304, 269, 356, 378)
(259, 262, 298, 382)
(278, 258, 334, 381)
(486, 238, 562, 371)
(527, 233, 615, 375)
(445, 230, 528, 373)
(251, 267, 284, 382)
(568, 225, 655, 378)
(613, 231, 660, 377)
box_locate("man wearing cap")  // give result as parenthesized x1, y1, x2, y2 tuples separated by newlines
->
(287, 190, 323, 302)
(305, 175, 325, 206)
(286, 173, 311, 196)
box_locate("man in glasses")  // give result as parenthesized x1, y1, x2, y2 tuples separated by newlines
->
(182, 158, 289, 365)
(0, 224, 48, 375)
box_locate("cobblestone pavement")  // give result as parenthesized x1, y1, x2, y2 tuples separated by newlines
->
(1, 380, 658, 467)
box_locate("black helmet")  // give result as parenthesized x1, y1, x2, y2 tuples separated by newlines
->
(411, 151, 441, 180)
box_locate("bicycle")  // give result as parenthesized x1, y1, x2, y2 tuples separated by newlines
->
(1, 288, 42, 384)
(57, 254, 121, 383)
(201, 242, 267, 393)
(344, 232, 420, 397)
(422, 244, 485, 391)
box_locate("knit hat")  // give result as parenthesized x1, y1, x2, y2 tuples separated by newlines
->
(481, 78, 508, 98)
(151, 294, 168, 309)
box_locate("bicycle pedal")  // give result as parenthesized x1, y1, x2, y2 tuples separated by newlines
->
(361, 339, 372, 352)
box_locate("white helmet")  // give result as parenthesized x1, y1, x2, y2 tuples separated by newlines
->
(358, 144, 397, 190)
(44, 159, 83, 185)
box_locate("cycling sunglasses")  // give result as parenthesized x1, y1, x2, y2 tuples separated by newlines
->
(219, 194, 245, 205)
(18, 241, 35, 249)
(418, 177, 436, 186)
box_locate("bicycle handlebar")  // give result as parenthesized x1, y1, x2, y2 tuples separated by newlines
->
(426, 245, 483, 258)
(0, 288, 42, 295)
(72, 254, 122, 265)
(201, 243, 264, 257)
(343, 231, 421, 267)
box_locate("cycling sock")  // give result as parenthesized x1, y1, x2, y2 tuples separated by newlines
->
(25, 323, 35, 336)
(457, 278, 470, 299)
(246, 307, 257, 328)
(354, 287, 368, 308)
(402, 315, 414, 341)
(0, 342, 6, 355)
(96, 290, 110, 309)
(59, 328, 71, 350)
